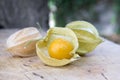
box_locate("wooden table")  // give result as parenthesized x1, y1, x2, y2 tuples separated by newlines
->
(0, 29, 120, 80)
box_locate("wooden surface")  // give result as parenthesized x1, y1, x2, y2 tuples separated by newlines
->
(0, 29, 120, 80)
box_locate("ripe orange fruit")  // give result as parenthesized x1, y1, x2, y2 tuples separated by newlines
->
(48, 38, 73, 59)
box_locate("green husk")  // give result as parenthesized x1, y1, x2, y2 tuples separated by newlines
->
(66, 21, 103, 55)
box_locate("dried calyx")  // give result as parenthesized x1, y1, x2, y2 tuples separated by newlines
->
(6, 27, 42, 57)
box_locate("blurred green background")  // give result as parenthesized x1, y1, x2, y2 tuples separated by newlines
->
(48, 0, 120, 44)
(48, 0, 120, 33)
(0, 0, 120, 43)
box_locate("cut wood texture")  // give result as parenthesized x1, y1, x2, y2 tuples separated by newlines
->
(0, 29, 120, 80)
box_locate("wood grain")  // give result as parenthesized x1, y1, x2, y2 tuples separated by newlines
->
(0, 29, 120, 80)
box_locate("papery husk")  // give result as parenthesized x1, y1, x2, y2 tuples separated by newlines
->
(66, 21, 99, 36)
(6, 27, 42, 57)
(66, 21, 103, 55)
(36, 27, 80, 66)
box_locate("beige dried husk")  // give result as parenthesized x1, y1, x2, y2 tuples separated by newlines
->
(6, 27, 42, 57)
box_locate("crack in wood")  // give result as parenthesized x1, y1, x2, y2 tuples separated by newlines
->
(101, 73, 108, 80)
(32, 72, 44, 79)
(20, 64, 28, 72)
(29, 59, 33, 62)
(87, 69, 91, 73)
(23, 64, 29, 67)
(24, 74, 31, 80)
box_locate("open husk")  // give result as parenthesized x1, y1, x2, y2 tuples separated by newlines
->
(6, 27, 42, 57)
(36, 27, 80, 66)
